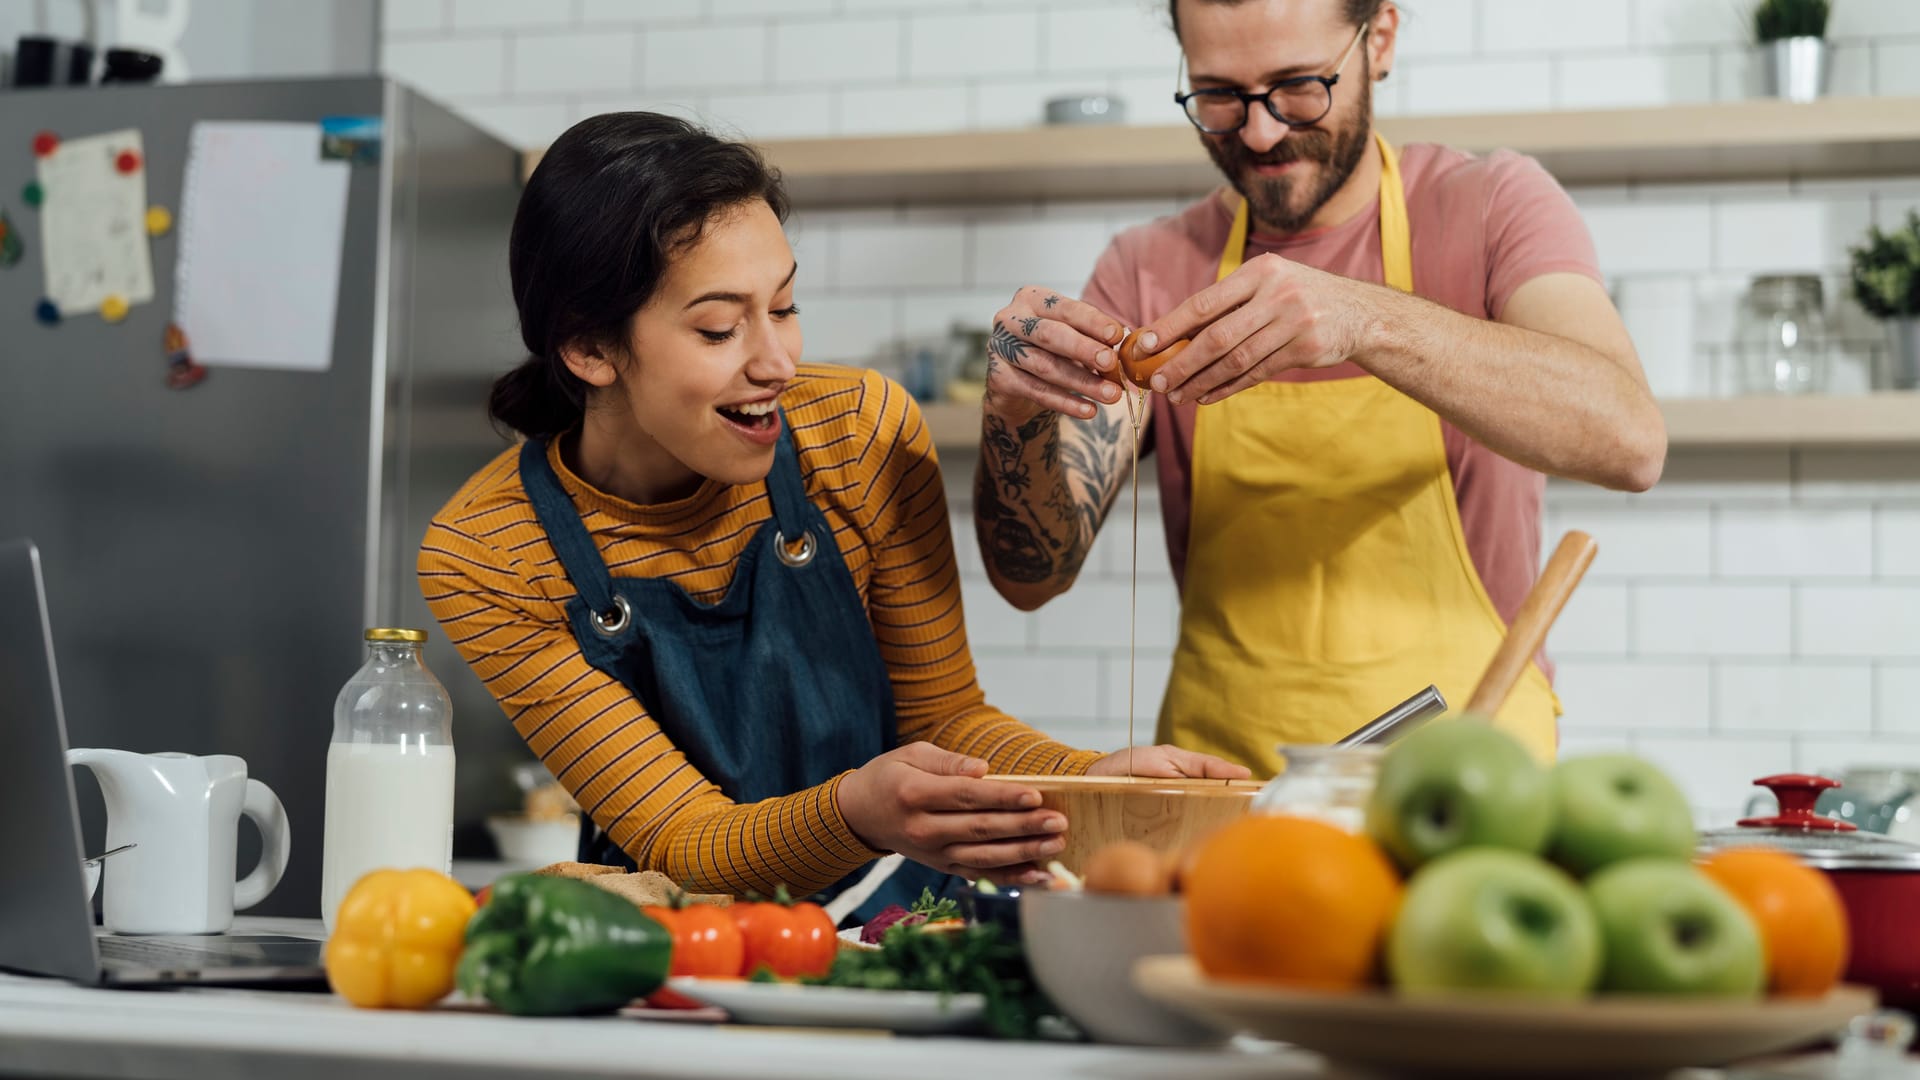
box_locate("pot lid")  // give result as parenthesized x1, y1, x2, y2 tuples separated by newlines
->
(1697, 774, 1920, 870)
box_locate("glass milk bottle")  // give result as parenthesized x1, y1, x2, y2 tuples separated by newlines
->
(321, 628, 456, 931)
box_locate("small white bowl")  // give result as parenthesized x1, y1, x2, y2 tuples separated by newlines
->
(1020, 889, 1228, 1047)
(485, 813, 580, 865)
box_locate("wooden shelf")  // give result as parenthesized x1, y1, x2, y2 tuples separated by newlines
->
(522, 97, 1920, 204)
(919, 394, 1920, 452)
(1657, 392, 1920, 447)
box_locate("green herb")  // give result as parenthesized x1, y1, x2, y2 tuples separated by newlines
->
(907, 887, 962, 923)
(810, 922, 1057, 1039)
(1753, 0, 1830, 43)
(1849, 212, 1920, 319)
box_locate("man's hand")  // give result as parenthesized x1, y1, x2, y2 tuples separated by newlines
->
(1085, 745, 1253, 780)
(1129, 253, 1387, 405)
(983, 286, 1130, 422)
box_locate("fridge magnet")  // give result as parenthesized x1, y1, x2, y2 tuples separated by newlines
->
(319, 115, 382, 165)
(99, 293, 129, 323)
(0, 209, 21, 267)
(35, 298, 60, 325)
(32, 131, 60, 158)
(163, 322, 207, 390)
(35, 128, 155, 320)
(22, 180, 43, 207)
(145, 205, 171, 236)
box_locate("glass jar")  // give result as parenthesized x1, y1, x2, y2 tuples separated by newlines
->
(1250, 745, 1384, 833)
(320, 628, 456, 931)
(1736, 274, 1830, 395)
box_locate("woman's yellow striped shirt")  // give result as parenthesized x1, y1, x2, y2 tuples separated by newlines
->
(418, 363, 1099, 897)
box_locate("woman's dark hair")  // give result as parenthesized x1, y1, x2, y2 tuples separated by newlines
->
(490, 112, 790, 440)
(1169, 0, 1383, 38)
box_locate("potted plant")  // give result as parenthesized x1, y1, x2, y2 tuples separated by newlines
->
(1848, 212, 1920, 391)
(1754, 0, 1832, 102)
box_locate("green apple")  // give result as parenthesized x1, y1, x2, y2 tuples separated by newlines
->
(1363, 718, 1553, 872)
(1586, 858, 1764, 997)
(1547, 754, 1697, 877)
(1387, 849, 1601, 998)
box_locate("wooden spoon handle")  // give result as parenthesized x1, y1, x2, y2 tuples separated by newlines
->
(1464, 530, 1599, 717)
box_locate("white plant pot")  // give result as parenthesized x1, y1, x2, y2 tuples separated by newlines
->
(1764, 37, 1830, 103)
(1882, 317, 1920, 391)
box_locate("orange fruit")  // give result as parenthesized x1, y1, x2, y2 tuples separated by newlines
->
(1698, 846, 1849, 997)
(1184, 815, 1402, 989)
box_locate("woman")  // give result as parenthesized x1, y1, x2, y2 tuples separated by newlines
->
(418, 113, 1246, 922)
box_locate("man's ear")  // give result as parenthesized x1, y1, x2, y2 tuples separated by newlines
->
(560, 339, 620, 389)
(1371, 2, 1400, 81)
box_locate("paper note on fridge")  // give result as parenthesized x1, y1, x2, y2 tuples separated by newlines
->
(173, 121, 350, 373)
(37, 129, 156, 316)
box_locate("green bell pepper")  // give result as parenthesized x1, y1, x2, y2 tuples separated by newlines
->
(457, 873, 672, 1016)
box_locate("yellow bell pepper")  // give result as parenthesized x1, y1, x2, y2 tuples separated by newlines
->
(324, 868, 477, 1009)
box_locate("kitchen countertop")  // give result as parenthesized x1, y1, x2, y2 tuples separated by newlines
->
(0, 920, 1890, 1080)
(0, 919, 1318, 1080)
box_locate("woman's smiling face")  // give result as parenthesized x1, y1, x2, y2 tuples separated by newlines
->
(566, 198, 803, 501)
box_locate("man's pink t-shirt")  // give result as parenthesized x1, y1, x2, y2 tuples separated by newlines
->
(1081, 142, 1603, 665)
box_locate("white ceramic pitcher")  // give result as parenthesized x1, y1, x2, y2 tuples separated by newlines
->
(66, 749, 290, 934)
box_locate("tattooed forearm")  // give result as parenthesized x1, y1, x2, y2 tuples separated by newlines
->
(975, 401, 1125, 596)
(974, 418, 1058, 583)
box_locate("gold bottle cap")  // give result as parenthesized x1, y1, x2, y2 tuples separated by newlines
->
(364, 628, 428, 643)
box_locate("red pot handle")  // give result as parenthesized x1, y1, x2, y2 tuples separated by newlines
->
(1737, 773, 1857, 832)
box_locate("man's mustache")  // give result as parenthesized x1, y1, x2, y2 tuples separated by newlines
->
(1224, 134, 1336, 169)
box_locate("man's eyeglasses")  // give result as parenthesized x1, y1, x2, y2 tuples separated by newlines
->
(1173, 22, 1369, 135)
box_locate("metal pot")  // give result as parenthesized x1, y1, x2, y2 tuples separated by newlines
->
(1763, 37, 1830, 103)
(1883, 317, 1920, 391)
(1700, 774, 1920, 1011)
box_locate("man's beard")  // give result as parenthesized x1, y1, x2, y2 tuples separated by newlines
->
(1203, 74, 1372, 235)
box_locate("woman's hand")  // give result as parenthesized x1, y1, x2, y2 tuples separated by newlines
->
(982, 286, 1129, 424)
(836, 742, 1067, 886)
(1085, 745, 1253, 780)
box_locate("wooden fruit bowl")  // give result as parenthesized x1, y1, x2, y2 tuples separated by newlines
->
(984, 774, 1262, 875)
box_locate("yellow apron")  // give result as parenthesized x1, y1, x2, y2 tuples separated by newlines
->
(1157, 134, 1560, 773)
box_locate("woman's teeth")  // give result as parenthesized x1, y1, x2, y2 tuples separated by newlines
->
(717, 400, 776, 428)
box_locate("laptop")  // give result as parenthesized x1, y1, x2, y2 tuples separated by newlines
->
(0, 537, 327, 987)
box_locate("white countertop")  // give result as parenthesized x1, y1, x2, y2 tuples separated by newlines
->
(0, 920, 1892, 1080)
(0, 919, 1319, 1080)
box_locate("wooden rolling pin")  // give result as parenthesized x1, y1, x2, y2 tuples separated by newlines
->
(1464, 530, 1599, 717)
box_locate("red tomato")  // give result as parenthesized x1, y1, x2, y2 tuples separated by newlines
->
(642, 903, 746, 1010)
(738, 900, 836, 979)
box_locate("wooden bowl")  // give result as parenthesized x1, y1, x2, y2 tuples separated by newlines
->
(984, 774, 1261, 874)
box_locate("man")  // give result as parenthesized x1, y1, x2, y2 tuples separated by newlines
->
(971, 0, 1665, 772)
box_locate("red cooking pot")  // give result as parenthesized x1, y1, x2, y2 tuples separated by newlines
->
(1699, 774, 1920, 1011)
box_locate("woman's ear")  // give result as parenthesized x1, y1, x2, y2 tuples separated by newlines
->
(560, 339, 620, 389)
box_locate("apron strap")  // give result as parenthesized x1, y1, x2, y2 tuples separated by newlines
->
(764, 410, 814, 541)
(518, 438, 620, 623)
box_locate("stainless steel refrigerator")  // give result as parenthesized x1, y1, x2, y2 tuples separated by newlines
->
(0, 76, 535, 916)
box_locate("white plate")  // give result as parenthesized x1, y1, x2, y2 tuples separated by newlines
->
(837, 927, 881, 951)
(664, 977, 986, 1034)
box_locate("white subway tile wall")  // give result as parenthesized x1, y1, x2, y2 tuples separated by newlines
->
(385, 0, 1920, 828)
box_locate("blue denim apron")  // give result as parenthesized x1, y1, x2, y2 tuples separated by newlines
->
(518, 419, 959, 925)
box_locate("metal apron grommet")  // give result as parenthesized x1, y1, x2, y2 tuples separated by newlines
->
(775, 529, 816, 568)
(591, 594, 631, 637)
